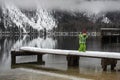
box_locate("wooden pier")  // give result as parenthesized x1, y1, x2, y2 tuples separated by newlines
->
(11, 47, 120, 71)
(101, 28, 120, 36)
(101, 28, 120, 43)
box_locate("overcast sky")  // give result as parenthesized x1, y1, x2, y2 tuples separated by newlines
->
(1, 0, 120, 14)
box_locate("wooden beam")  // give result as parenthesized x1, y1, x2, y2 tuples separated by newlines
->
(101, 58, 117, 71)
(11, 51, 17, 65)
(37, 54, 45, 64)
(67, 55, 79, 66)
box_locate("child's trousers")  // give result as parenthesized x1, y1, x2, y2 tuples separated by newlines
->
(79, 43, 86, 52)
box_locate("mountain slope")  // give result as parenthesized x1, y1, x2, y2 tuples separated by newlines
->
(0, 1, 120, 33)
(1, 2, 57, 32)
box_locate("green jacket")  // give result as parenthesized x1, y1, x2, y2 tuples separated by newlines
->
(79, 34, 88, 44)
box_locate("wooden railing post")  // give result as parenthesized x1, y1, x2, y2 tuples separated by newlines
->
(11, 51, 16, 65)
(101, 58, 117, 71)
(67, 55, 79, 66)
(37, 54, 44, 64)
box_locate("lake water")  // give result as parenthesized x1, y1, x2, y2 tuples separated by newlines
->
(0, 35, 120, 80)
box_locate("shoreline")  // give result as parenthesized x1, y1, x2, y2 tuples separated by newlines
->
(0, 68, 92, 80)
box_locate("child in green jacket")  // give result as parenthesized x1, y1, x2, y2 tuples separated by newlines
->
(78, 32, 88, 52)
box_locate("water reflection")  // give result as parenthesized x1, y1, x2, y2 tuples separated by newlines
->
(0, 36, 17, 71)
(0, 35, 120, 79)
(44, 55, 67, 70)
(12, 35, 57, 50)
(0, 35, 57, 71)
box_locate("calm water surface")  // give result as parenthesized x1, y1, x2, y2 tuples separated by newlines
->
(0, 35, 120, 80)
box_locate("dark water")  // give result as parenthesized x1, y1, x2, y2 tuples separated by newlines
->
(0, 35, 120, 80)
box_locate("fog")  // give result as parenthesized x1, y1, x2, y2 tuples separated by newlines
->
(1, 0, 120, 14)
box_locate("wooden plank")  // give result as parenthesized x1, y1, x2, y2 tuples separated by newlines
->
(20, 47, 120, 60)
(101, 28, 120, 30)
(20, 47, 69, 56)
(69, 51, 120, 60)
(11, 51, 45, 65)
(11, 51, 44, 56)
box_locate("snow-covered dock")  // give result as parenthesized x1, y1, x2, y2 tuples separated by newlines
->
(20, 47, 120, 60)
(11, 47, 120, 71)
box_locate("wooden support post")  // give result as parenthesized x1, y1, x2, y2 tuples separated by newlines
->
(67, 56, 79, 66)
(37, 54, 44, 64)
(11, 51, 16, 65)
(101, 58, 117, 71)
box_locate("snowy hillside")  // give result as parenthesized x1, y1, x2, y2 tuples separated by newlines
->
(0, 0, 120, 33)
(1, 2, 57, 32)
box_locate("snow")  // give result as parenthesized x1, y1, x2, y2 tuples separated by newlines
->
(20, 47, 120, 59)
(2, 1, 57, 32)
(101, 17, 111, 24)
(20, 47, 70, 55)
(69, 51, 120, 59)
